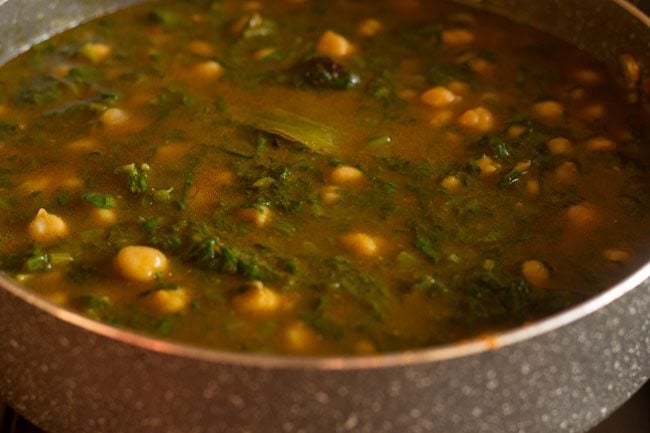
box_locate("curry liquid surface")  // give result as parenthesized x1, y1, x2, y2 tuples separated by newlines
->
(0, 0, 648, 355)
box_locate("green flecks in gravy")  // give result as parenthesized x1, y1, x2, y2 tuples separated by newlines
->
(0, 0, 648, 355)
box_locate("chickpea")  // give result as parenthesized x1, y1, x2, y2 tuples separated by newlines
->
(340, 232, 380, 257)
(566, 203, 599, 230)
(316, 30, 354, 58)
(441, 28, 475, 47)
(67, 137, 99, 152)
(603, 249, 631, 263)
(521, 260, 550, 288)
(526, 179, 540, 197)
(442, 131, 462, 146)
(476, 156, 500, 177)
(115, 246, 168, 282)
(92, 208, 117, 226)
(532, 100, 564, 120)
(188, 40, 217, 57)
(569, 88, 587, 101)
(397, 89, 418, 101)
(586, 136, 616, 152)
(546, 137, 572, 155)
(429, 109, 455, 128)
(354, 339, 378, 355)
(238, 206, 272, 227)
(357, 18, 382, 37)
(321, 185, 341, 204)
(100, 108, 130, 127)
(619, 53, 640, 87)
(18, 176, 51, 195)
(579, 103, 606, 121)
(420, 86, 458, 108)
(188, 168, 235, 210)
(81, 42, 112, 63)
(515, 160, 532, 172)
(146, 288, 189, 314)
(574, 69, 603, 86)
(232, 281, 282, 314)
(457, 107, 495, 132)
(440, 175, 462, 192)
(61, 177, 83, 189)
(330, 165, 364, 186)
(554, 161, 578, 184)
(470, 58, 494, 75)
(28, 208, 69, 243)
(507, 124, 527, 139)
(192, 61, 225, 80)
(448, 81, 470, 94)
(284, 321, 319, 353)
(154, 143, 191, 164)
(252, 47, 276, 61)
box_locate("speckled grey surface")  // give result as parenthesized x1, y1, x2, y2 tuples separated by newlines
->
(1, 277, 648, 433)
(0, 1, 649, 432)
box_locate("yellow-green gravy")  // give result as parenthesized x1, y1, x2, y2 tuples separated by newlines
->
(0, 0, 648, 355)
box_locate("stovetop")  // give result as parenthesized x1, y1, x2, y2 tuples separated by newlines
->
(1, 380, 647, 433)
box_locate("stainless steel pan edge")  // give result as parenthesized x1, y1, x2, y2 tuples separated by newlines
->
(0, 1, 649, 432)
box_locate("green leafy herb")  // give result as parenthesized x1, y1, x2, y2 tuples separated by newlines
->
(24, 248, 72, 273)
(139, 281, 183, 298)
(396, 251, 418, 266)
(428, 62, 474, 86)
(74, 294, 112, 321)
(66, 66, 100, 84)
(238, 14, 277, 39)
(252, 177, 275, 188)
(82, 192, 116, 209)
(149, 9, 178, 26)
(315, 256, 390, 320)
(477, 134, 510, 159)
(500, 168, 524, 186)
(452, 263, 531, 323)
(120, 163, 150, 195)
(218, 146, 255, 160)
(412, 275, 449, 297)
(147, 219, 283, 282)
(367, 70, 396, 101)
(398, 22, 443, 47)
(25, 250, 51, 272)
(414, 225, 442, 263)
(15, 76, 61, 105)
(66, 263, 101, 284)
(0, 121, 18, 139)
(177, 152, 204, 210)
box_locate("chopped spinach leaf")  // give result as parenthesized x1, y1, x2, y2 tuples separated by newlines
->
(120, 163, 150, 195)
(82, 192, 116, 209)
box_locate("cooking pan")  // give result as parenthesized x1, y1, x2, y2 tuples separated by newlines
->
(0, 1, 649, 432)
